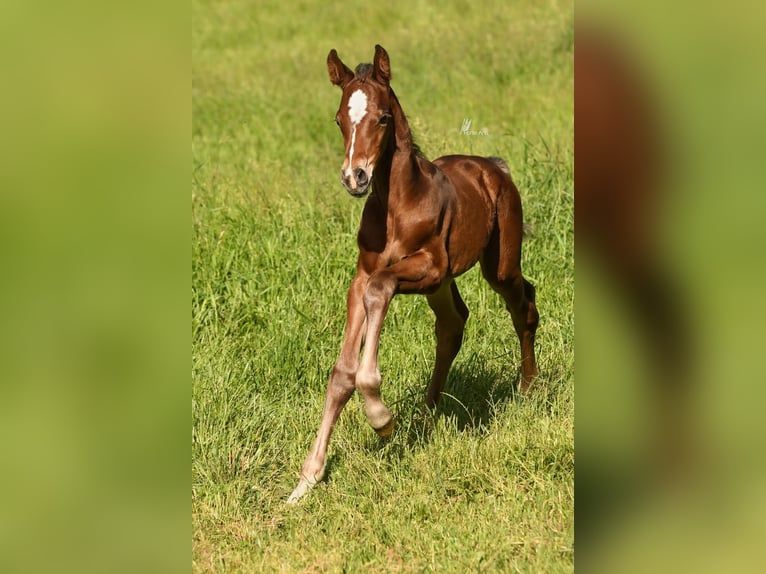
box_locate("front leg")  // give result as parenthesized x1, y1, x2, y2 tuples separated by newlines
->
(287, 273, 367, 503)
(356, 250, 445, 435)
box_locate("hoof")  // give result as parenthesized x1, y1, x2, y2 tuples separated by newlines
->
(374, 418, 395, 438)
(286, 473, 321, 504)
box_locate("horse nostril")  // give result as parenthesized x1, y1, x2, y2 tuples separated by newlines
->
(354, 168, 368, 186)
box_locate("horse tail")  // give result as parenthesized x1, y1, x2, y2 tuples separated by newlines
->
(487, 156, 511, 177)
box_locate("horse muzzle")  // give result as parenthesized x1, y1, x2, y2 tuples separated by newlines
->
(341, 166, 372, 197)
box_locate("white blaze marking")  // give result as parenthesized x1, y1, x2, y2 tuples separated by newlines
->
(348, 89, 368, 124)
(346, 90, 368, 174)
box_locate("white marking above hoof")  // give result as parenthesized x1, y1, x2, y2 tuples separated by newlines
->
(286, 474, 319, 504)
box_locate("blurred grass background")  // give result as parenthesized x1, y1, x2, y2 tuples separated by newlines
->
(577, 1, 766, 572)
(0, 2, 188, 574)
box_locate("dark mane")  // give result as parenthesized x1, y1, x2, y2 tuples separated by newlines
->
(411, 138, 425, 159)
(354, 63, 373, 82)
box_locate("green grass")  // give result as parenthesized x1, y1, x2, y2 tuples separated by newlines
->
(193, 0, 573, 571)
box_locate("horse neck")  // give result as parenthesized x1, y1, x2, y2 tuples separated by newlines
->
(371, 88, 421, 206)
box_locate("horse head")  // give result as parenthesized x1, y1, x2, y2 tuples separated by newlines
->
(327, 45, 394, 197)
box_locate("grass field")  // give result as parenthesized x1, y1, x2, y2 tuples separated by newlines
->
(193, 0, 573, 571)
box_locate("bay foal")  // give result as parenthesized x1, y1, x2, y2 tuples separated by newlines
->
(288, 45, 538, 502)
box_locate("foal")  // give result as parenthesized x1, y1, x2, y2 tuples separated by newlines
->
(288, 45, 538, 503)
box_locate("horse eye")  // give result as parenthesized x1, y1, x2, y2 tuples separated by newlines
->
(335, 117, 341, 127)
(378, 115, 389, 126)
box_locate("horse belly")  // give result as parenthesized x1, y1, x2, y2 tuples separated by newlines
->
(434, 156, 501, 276)
(447, 192, 495, 276)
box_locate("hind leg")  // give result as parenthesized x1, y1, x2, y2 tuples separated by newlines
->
(481, 190, 540, 390)
(510, 276, 539, 391)
(425, 279, 470, 408)
(482, 262, 539, 392)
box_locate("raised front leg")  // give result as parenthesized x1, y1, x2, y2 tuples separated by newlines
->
(287, 273, 367, 503)
(356, 251, 445, 435)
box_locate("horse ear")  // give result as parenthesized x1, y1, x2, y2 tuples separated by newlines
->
(327, 49, 354, 88)
(373, 44, 391, 84)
